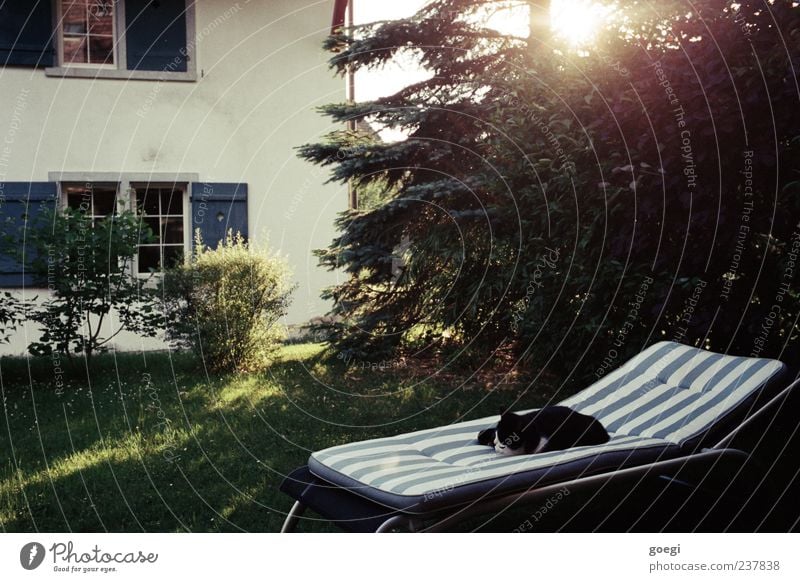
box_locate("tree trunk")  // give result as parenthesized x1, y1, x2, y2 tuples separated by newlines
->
(528, 0, 552, 47)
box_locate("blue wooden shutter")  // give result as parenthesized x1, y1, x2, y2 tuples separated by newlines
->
(0, 182, 57, 287)
(0, 0, 55, 67)
(190, 183, 248, 250)
(125, 0, 188, 72)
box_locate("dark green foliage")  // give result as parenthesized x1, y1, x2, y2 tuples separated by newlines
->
(0, 292, 27, 344)
(25, 206, 161, 362)
(301, 0, 800, 388)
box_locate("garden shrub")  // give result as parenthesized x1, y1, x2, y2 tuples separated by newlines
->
(26, 205, 161, 363)
(161, 231, 295, 373)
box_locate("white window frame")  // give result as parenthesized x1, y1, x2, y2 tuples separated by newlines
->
(56, 0, 118, 69)
(49, 172, 197, 280)
(60, 181, 121, 231)
(129, 181, 189, 275)
(47, 0, 198, 82)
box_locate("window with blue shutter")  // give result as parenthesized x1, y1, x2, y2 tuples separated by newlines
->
(0, 0, 55, 67)
(190, 183, 248, 250)
(0, 182, 58, 287)
(125, 0, 188, 72)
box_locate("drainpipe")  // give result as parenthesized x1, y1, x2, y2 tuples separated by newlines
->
(346, 0, 357, 210)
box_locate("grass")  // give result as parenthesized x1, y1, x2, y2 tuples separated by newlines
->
(0, 343, 556, 532)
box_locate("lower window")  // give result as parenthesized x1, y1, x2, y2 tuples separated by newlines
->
(59, 181, 188, 275)
(134, 184, 186, 274)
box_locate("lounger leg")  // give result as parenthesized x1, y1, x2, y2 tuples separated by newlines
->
(280, 501, 307, 533)
(375, 515, 413, 533)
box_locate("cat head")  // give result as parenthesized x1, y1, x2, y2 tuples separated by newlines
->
(494, 410, 539, 456)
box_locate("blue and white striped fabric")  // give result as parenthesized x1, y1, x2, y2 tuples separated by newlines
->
(561, 341, 785, 446)
(308, 342, 785, 510)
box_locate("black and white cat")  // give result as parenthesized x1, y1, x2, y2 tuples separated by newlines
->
(478, 406, 610, 456)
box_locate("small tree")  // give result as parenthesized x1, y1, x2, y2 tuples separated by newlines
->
(160, 231, 295, 374)
(26, 205, 162, 363)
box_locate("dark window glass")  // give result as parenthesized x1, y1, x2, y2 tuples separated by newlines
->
(163, 218, 183, 243)
(162, 189, 182, 215)
(163, 246, 184, 269)
(92, 188, 117, 216)
(139, 188, 160, 215)
(138, 246, 160, 273)
(144, 217, 161, 243)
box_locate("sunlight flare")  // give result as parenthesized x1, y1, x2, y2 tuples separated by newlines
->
(550, 0, 618, 46)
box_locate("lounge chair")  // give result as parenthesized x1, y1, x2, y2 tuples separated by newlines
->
(279, 341, 790, 532)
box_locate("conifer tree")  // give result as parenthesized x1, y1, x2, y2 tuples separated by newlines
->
(300, 0, 800, 385)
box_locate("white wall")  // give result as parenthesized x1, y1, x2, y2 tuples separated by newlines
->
(0, 0, 347, 355)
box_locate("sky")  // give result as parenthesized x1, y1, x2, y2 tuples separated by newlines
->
(351, 0, 432, 103)
(350, 0, 532, 140)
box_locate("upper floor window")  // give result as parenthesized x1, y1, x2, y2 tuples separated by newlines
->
(48, 0, 196, 81)
(54, 0, 194, 78)
(0, 0, 196, 80)
(61, 1, 116, 66)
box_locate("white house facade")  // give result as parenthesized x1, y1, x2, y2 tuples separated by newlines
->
(0, 0, 347, 355)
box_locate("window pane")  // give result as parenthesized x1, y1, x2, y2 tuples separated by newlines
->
(87, 2, 114, 35)
(137, 220, 154, 245)
(162, 218, 183, 244)
(161, 189, 182, 215)
(91, 188, 117, 216)
(143, 217, 160, 243)
(163, 246, 184, 270)
(137, 189, 160, 215)
(132, 185, 186, 274)
(63, 36, 87, 63)
(62, 1, 87, 35)
(138, 246, 159, 273)
(67, 190, 91, 212)
(88, 35, 114, 64)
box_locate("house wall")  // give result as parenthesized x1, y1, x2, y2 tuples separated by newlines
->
(0, 0, 346, 355)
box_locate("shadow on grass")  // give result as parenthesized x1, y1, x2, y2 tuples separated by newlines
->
(1, 344, 530, 532)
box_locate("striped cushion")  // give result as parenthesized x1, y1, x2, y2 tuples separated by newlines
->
(310, 428, 677, 511)
(561, 341, 785, 447)
(308, 342, 785, 511)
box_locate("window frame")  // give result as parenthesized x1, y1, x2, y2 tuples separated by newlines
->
(50, 172, 197, 280)
(61, 181, 120, 226)
(56, 0, 118, 70)
(130, 181, 189, 275)
(46, 0, 197, 82)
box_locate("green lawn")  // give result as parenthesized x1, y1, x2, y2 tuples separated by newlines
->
(0, 344, 553, 532)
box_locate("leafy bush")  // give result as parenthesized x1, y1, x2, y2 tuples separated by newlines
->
(161, 232, 295, 373)
(26, 205, 161, 362)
